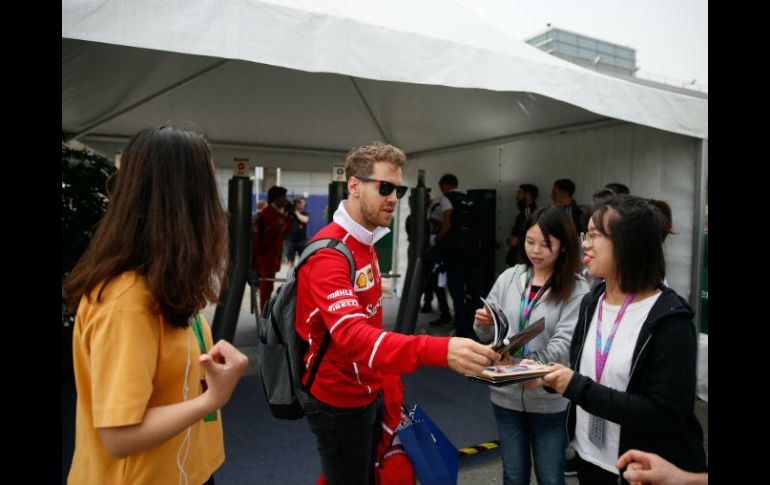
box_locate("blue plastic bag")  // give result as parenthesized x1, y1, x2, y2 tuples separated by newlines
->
(397, 405, 458, 485)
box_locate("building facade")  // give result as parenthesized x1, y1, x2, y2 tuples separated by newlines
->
(526, 27, 637, 77)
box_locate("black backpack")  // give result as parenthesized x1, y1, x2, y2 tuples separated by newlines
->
(446, 191, 481, 257)
(256, 238, 355, 420)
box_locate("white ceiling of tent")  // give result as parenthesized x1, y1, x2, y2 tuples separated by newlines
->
(63, 39, 609, 154)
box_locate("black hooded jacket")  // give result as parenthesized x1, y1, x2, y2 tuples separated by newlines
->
(564, 282, 707, 475)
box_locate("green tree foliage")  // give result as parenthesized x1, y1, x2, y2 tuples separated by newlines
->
(62, 144, 116, 322)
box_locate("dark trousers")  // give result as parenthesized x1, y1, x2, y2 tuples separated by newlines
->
(445, 255, 482, 338)
(423, 266, 451, 317)
(576, 453, 621, 485)
(305, 393, 384, 485)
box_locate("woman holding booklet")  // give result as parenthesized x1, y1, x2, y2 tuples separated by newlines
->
(530, 195, 707, 484)
(473, 205, 589, 485)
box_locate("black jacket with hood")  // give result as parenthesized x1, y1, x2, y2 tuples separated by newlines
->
(563, 282, 707, 476)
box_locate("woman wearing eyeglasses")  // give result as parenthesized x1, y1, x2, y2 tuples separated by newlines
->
(529, 195, 707, 484)
(473, 205, 589, 485)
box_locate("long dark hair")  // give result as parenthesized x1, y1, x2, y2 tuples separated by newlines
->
(591, 195, 674, 293)
(63, 126, 229, 328)
(517, 206, 580, 305)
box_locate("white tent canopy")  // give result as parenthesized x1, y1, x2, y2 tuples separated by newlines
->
(62, 0, 707, 307)
(63, 0, 707, 146)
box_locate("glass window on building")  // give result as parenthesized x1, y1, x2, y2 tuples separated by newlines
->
(615, 57, 635, 69)
(597, 41, 615, 56)
(616, 46, 635, 61)
(557, 42, 579, 57)
(578, 36, 597, 50)
(556, 30, 577, 46)
(578, 47, 596, 60)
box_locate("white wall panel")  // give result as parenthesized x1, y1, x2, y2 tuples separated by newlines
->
(397, 124, 699, 301)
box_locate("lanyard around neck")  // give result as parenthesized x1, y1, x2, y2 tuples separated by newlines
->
(513, 269, 551, 358)
(519, 268, 551, 331)
(190, 313, 207, 354)
(594, 292, 635, 383)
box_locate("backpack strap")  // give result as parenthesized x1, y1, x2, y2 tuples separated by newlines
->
(295, 238, 355, 394)
(304, 332, 331, 393)
(295, 238, 355, 282)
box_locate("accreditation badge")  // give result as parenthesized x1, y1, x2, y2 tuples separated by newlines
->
(588, 414, 604, 448)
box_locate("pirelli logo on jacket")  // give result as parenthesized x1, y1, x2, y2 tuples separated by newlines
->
(354, 264, 375, 292)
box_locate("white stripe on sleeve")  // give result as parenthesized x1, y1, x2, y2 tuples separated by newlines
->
(306, 307, 320, 323)
(329, 313, 366, 334)
(352, 362, 362, 385)
(368, 331, 388, 368)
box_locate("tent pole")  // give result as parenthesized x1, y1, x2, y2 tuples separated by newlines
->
(65, 60, 231, 142)
(349, 77, 391, 143)
(690, 139, 707, 333)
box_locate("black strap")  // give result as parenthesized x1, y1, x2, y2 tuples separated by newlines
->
(296, 238, 355, 394)
(304, 332, 331, 393)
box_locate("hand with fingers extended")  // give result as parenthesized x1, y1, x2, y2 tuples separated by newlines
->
(446, 337, 502, 376)
(616, 449, 708, 485)
(474, 307, 493, 326)
(540, 363, 574, 395)
(198, 340, 250, 411)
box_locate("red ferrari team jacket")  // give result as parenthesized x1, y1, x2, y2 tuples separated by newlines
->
(296, 201, 451, 408)
(252, 204, 292, 275)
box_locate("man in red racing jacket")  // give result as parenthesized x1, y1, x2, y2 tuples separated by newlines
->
(296, 142, 501, 485)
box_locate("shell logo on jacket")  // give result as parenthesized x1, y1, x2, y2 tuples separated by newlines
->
(355, 264, 375, 292)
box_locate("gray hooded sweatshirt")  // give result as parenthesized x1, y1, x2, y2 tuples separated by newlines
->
(474, 264, 589, 414)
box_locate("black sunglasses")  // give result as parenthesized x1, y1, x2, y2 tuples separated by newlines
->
(356, 176, 409, 199)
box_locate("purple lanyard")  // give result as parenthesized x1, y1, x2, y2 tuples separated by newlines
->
(594, 292, 635, 383)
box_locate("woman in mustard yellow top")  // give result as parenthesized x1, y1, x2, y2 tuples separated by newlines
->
(64, 126, 249, 485)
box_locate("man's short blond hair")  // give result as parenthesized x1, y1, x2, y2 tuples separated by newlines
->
(345, 142, 406, 180)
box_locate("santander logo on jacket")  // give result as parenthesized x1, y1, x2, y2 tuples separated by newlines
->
(295, 201, 450, 408)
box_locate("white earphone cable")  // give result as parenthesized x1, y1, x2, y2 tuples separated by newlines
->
(177, 325, 192, 485)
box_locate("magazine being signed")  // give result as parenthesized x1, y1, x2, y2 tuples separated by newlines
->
(479, 297, 545, 356)
(468, 361, 556, 386)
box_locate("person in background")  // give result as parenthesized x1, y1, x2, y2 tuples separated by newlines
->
(604, 183, 630, 196)
(505, 183, 539, 267)
(616, 449, 708, 485)
(285, 196, 310, 269)
(425, 193, 452, 326)
(63, 126, 249, 485)
(551, 179, 586, 234)
(474, 205, 589, 485)
(435, 173, 482, 338)
(529, 195, 707, 484)
(251, 185, 293, 313)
